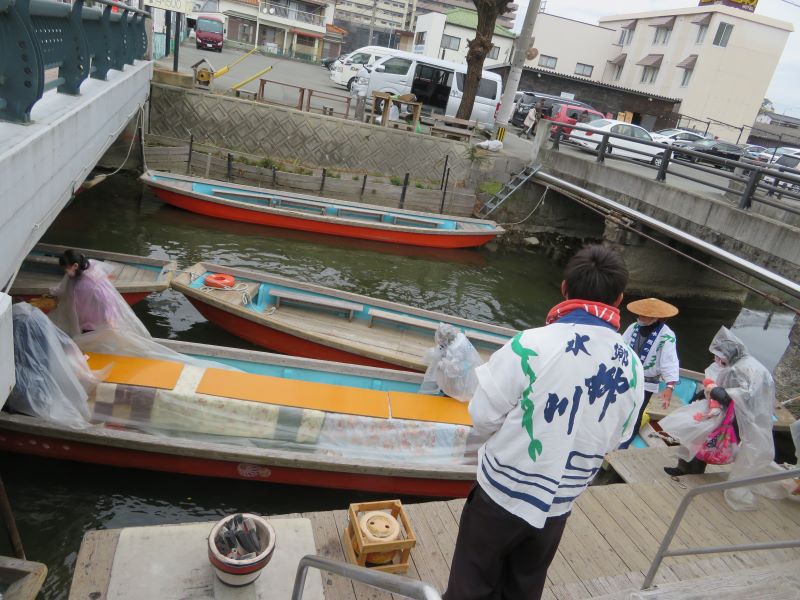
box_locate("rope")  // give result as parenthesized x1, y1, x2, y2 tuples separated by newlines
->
(200, 282, 253, 306)
(105, 106, 143, 178)
(500, 186, 549, 226)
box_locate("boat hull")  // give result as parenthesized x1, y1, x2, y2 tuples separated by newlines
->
(0, 429, 473, 497)
(14, 291, 150, 309)
(153, 188, 497, 249)
(186, 297, 411, 371)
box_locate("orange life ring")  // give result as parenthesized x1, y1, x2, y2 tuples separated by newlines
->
(204, 274, 235, 289)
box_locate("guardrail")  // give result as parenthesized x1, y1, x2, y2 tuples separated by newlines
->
(550, 123, 800, 218)
(641, 466, 800, 590)
(261, 1, 325, 26)
(0, 0, 149, 124)
(291, 554, 442, 600)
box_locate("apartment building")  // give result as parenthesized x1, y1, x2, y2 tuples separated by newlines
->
(333, 0, 415, 51)
(218, 0, 337, 60)
(412, 9, 515, 67)
(599, 4, 792, 139)
(413, 0, 517, 30)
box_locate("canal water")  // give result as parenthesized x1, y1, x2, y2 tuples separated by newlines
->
(0, 174, 793, 598)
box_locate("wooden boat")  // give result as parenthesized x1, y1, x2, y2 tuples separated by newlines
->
(0, 340, 476, 497)
(141, 170, 504, 249)
(171, 262, 517, 371)
(10, 244, 176, 308)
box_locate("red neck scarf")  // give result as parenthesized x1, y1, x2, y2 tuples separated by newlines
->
(545, 299, 621, 330)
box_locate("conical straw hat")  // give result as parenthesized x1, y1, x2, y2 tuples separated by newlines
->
(627, 298, 678, 319)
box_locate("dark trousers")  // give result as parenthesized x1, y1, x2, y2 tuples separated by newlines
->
(443, 485, 569, 600)
(618, 390, 653, 449)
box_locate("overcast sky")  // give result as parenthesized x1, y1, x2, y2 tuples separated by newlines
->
(513, 0, 800, 116)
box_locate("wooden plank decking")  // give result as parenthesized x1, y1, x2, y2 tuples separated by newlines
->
(605, 447, 730, 485)
(69, 476, 800, 600)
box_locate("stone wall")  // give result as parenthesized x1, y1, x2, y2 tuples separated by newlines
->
(148, 83, 518, 184)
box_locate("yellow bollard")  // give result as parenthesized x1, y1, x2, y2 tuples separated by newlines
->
(231, 65, 274, 92)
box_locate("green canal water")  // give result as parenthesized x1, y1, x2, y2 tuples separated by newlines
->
(0, 174, 793, 598)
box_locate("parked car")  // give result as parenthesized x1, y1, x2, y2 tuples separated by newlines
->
(570, 119, 666, 166)
(322, 54, 347, 70)
(757, 146, 800, 163)
(331, 46, 397, 91)
(195, 14, 224, 52)
(674, 139, 744, 170)
(740, 144, 767, 160)
(547, 103, 606, 138)
(511, 92, 594, 127)
(763, 153, 800, 197)
(357, 51, 502, 127)
(650, 129, 707, 145)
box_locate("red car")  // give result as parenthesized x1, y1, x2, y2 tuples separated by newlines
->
(547, 103, 605, 138)
(196, 15, 224, 52)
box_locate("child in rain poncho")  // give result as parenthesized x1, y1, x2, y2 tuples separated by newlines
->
(660, 326, 776, 510)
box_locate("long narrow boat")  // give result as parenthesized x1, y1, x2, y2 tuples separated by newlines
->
(0, 341, 476, 497)
(172, 262, 517, 371)
(10, 244, 176, 307)
(141, 171, 504, 249)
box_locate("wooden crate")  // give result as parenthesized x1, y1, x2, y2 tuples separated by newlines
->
(342, 499, 416, 574)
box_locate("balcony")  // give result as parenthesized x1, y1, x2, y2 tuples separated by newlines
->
(260, 1, 325, 28)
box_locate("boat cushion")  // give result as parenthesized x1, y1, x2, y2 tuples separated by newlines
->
(197, 368, 391, 419)
(389, 392, 472, 426)
(87, 353, 184, 390)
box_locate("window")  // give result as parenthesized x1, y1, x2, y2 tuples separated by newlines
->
(349, 52, 370, 64)
(440, 34, 460, 50)
(381, 57, 412, 75)
(612, 64, 623, 81)
(414, 31, 426, 45)
(652, 27, 671, 45)
(713, 22, 733, 47)
(612, 124, 634, 137)
(696, 24, 707, 44)
(618, 28, 633, 45)
(631, 126, 652, 141)
(538, 54, 557, 69)
(640, 66, 658, 83)
(574, 63, 593, 77)
(454, 73, 498, 99)
(681, 68, 693, 87)
(488, 45, 500, 60)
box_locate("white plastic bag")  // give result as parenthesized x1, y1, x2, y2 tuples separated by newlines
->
(475, 139, 503, 152)
(420, 324, 482, 402)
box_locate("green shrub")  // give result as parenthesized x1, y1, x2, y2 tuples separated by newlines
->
(478, 181, 503, 195)
(389, 175, 404, 186)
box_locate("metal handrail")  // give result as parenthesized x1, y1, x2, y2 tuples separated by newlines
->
(291, 554, 442, 600)
(641, 466, 800, 590)
(550, 123, 800, 210)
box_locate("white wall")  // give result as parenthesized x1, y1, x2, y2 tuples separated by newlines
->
(523, 13, 618, 82)
(412, 12, 514, 66)
(601, 7, 791, 141)
(0, 294, 14, 410)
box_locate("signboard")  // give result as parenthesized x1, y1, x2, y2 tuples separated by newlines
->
(698, 0, 758, 12)
(144, 0, 195, 14)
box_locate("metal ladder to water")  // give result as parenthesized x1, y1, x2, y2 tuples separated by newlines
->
(474, 163, 541, 219)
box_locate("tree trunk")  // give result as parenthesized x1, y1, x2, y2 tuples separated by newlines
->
(456, 0, 510, 120)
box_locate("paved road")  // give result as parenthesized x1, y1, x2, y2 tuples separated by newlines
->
(156, 42, 350, 107)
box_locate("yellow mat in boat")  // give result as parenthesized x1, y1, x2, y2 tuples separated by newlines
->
(197, 369, 391, 419)
(389, 392, 472, 426)
(87, 353, 184, 390)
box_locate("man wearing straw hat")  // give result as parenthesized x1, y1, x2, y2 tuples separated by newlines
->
(619, 297, 680, 449)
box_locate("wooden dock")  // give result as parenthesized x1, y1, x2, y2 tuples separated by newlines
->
(70, 471, 800, 599)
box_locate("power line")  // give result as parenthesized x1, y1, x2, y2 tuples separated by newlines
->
(780, 0, 800, 7)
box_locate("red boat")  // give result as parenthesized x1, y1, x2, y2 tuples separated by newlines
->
(0, 340, 475, 497)
(10, 244, 175, 309)
(141, 171, 504, 249)
(171, 262, 515, 372)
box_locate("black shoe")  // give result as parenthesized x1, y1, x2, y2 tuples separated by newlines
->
(663, 466, 684, 477)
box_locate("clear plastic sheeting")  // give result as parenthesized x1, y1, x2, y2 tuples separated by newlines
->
(9, 302, 99, 426)
(421, 324, 482, 402)
(705, 327, 776, 511)
(658, 397, 727, 462)
(49, 260, 150, 338)
(85, 366, 476, 466)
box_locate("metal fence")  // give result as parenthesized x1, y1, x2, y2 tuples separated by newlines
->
(256, 78, 352, 119)
(0, 0, 150, 124)
(550, 123, 800, 218)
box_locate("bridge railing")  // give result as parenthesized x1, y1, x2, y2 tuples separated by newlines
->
(550, 123, 800, 218)
(0, 0, 150, 124)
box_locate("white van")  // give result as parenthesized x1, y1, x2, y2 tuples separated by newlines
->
(330, 46, 398, 91)
(357, 51, 503, 127)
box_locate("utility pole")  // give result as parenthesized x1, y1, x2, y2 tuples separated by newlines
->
(367, 0, 378, 45)
(255, 0, 261, 49)
(495, 0, 542, 126)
